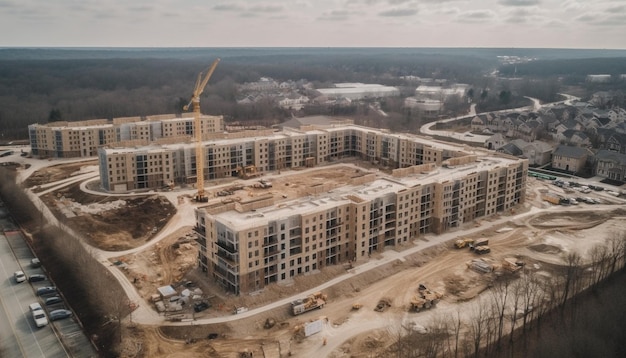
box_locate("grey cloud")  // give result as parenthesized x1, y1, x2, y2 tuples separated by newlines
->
(318, 10, 354, 21)
(249, 5, 284, 12)
(379, 8, 418, 17)
(213, 4, 244, 11)
(459, 9, 496, 22)
(346, 0, 381, 5)
(129, 6, 153, 13)
(588, 14, 626, 26)
(605, 5, 626, 13)
(465, 10, 495, 18)
(498, 0, 540, 6)
(575, 14, 595, 22)
(440, 7, 460, 15)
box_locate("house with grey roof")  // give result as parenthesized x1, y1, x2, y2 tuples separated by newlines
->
(594, 150, 626, 182)
(557, 129, 590, 146)
(606, 132, 626, 154)
(552, 145, 593, 173)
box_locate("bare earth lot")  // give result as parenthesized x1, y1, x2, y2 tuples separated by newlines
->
(23, 161, 626, 357)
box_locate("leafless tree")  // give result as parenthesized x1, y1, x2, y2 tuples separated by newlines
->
(466, 298, 490, 358)
(560, 252, 583, 312)
(589, 244, 610, 288)
(489, 275, 512, 350)
(607, 231, 626, 274)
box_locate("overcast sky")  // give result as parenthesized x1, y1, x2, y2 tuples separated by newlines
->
(1, 0, 625, 49)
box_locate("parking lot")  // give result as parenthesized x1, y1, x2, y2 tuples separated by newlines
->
(0, 213, 97, 358)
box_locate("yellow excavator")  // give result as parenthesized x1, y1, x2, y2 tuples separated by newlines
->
(184, 58, 220, 202)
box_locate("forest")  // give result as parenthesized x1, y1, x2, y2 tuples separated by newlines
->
(1, 47, 624, 140)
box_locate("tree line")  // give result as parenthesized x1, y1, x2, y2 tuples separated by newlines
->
(373, 231, 626, 358)
(0, 168, 129, 356)
(0, 51, 496, 140)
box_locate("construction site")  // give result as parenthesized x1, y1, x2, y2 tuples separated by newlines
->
(13, 152, 626, 357)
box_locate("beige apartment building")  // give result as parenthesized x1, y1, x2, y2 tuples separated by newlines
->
(98, 122, 459, 193)
(28, 114, 223, 158)
(195, 155, 527, 295)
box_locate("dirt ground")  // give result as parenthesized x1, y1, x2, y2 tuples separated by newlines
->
(24, 162, 626, 358)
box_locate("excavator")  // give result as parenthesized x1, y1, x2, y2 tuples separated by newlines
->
(184, 58, 220, 202)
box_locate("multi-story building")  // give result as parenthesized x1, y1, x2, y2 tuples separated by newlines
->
(28, 114, 223, 158)
(98, 122, 464, 192)
(195, 154, 527, 295)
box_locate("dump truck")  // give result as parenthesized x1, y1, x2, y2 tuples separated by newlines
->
(291, 292, 326, 315)
(454, 238, 475, 249)
(410, 284, 443, 312)
(501, 257, 524, 272)
(469, 238, 489, 250)
(474, 246, 491, 255)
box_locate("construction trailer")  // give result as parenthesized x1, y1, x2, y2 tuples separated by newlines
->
(291, 292, 327, 315)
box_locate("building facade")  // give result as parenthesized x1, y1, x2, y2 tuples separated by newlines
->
(193, 145, 527, 295)
(28, 114, 223, 159)
(98, 124, 462, 192)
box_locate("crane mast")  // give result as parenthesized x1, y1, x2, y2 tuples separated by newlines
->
(184, 58, 220, 202)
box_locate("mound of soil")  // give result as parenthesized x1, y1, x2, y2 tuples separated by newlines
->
(528, 243, 563, 254)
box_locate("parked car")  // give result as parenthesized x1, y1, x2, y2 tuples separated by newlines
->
(45, 296, 63, 305)
(28, 274, 46, 282)
(193, 302, 211, 312)
(36, 286, 57, 296)
(29, 302, 49, 327)
(30, 258, 41, 268)
(14, 270, 26, 283)
(49, 309, 73, 321)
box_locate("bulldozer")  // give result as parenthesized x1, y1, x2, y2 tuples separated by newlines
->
(410, 284, 443, 312)
(291, 292, 327, 315)
(454, 238, 475, 249)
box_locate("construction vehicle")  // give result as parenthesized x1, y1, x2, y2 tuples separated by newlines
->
(454, 238, 475, 249)
(183, 58, 220, 202)
(501, 257, 524, 272)
(291, 292, 327, 315)
(374, 298, 391, 312)
(410, 284, 443, 312)
(237, 165, 261, 179)
(469, 238, 489, 250)
(352, 303, 363, 310)
(253, 180, 273, 189)
(474, 246, 491, 255)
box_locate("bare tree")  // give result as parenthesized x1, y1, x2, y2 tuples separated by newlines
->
(560, 252, 583, 313)
(588, 244, 609, 288)
(467, 298, 491, 358)
(489, 275, 512, 351)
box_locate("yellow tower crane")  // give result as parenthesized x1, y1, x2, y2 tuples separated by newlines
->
(183, 58, 220, 202)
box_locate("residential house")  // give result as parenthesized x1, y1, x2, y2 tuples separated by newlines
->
(485, 133, 506, 150)
(557, 129, 590, 146)
(551, 145, 592, 173)
(605, 132, 626, 154)
(594, 150, 626, 182)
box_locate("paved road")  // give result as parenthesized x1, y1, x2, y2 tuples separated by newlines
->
(419, 95, 580, 144)
(0, 219, 69, 358)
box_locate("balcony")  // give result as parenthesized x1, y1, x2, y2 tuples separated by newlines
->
(216, 240, 237, 254)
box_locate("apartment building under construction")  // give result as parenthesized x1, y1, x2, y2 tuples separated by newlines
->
(28, 113, 223, 158)
(186, 119, 528, 294)
(98, 118, 459, 193)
